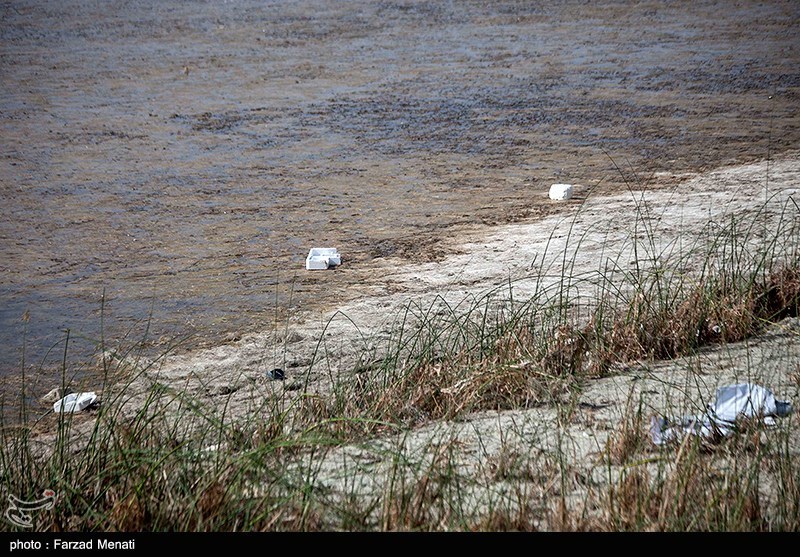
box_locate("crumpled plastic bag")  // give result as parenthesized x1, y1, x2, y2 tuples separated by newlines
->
(650, 383, 792, 445)
(53, 392, 98, 413)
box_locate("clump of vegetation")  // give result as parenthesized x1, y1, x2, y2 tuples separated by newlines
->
(2, 188, 799, 531)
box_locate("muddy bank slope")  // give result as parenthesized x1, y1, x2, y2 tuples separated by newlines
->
(98, 153, 799, 419)
(39, 153, 800, 530)
(2, 0, 799, 380)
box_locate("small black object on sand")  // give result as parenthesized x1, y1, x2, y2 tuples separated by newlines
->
(268, 368, 285, 380)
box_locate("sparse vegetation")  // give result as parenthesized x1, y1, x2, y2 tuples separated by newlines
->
(2, 183, 799, 531)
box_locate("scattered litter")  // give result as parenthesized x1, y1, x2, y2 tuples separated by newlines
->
(267, 368, 285, 380)
(548, 183, 574, 200)
(650, 383, 793, 445)
(306, 247, 341, 270)
(53, 392, 98, 413)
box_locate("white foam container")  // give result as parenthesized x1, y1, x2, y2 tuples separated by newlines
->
(549, 183, 574, 200)
(53, 392, 98, 413)
(306, 247, 341, 270)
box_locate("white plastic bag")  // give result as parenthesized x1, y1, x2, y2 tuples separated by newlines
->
(650, 383, 792, 445)
(53, 392, 98, 413)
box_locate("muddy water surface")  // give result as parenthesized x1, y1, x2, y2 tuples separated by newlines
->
(1, 0, 798, 388)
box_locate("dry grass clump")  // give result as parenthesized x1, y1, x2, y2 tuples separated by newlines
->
(565, 389, 800, 532)
(2, 193, 799, 531)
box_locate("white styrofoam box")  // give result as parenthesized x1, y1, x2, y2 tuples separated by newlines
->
(306, 247, 341, 270)
(549, 183, 574, 200)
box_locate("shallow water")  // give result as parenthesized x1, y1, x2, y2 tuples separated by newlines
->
(1, 0, 799, 389)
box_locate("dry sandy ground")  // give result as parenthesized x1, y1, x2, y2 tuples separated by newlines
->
(270, 318, 800, 527)
(50, 153, 794, 527)
(113, 153, 800, 401)
(4, 0, 799, 527)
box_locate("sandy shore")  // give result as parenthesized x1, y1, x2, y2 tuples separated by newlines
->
(94, 153, 798, 526)
(107, 153, 799, 403)
(4, 0, 799, 529)
(22, 153, 800, 528)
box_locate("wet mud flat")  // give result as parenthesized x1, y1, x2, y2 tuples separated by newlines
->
(1, 0, 798, 390)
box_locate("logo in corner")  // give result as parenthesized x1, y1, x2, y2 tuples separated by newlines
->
(6, 489, 56, 528)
